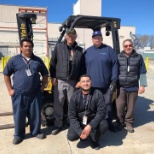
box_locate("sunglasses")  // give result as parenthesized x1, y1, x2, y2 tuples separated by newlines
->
(124, 44, 132, 48)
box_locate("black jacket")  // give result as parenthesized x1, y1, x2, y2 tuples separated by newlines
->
(118, 50, 143, 87)
(50, 41, 86, 81)
(68, 88, 106, 136)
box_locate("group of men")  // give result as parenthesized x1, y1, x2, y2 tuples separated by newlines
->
(3, 28, 147, 150)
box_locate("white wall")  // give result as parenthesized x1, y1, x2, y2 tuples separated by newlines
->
(73, 0, 80, 15)
(48, 23, 61, 39)
(73, 0, 101, 16)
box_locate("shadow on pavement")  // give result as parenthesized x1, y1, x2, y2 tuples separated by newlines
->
(99, 129, 127, 148)
(24, 126, 52, 140)
(74, 129, 128, 149)
(135, 96, 154, 127)
(41, 120, 69, 136)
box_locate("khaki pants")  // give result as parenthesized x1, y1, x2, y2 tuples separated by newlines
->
(53, 79, 77, 128)
(116, 87, 138, 125)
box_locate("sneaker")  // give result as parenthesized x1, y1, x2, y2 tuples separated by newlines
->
(35, 133, 46, 139)
(51, 127, 61, 135)
(12, 137, 23, 145)
(90, 140, 100, 150)
(126, 124, 134, 133)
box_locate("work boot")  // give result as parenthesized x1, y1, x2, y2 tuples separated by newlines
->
(13, 137, 23, 145)
(90, 140, 100, 150)
(51, 127, 61, 135)
(35, 133, 46, 139)
(126, 123, 134, 133)
(108, 123, 118, 132)
(117, 122, 125, 131)
(107, 119, 118, 132)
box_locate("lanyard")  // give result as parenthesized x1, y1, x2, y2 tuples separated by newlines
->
(22, 57, 32, 69)
(127, 57, 130, 72)
(83, 94, 91, 115)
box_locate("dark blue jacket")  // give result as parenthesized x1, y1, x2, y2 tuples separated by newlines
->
(84, 44, 118, 88)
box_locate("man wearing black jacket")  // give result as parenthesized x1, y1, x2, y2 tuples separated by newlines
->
(67, 74, 108, 150)
(116, 39, 147, 133)
(50, 28, 86, 135)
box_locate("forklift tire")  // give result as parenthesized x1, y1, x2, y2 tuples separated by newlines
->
(42, 103, 54, 122)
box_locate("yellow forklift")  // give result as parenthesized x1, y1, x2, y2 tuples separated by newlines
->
(0, 13, 121, 129)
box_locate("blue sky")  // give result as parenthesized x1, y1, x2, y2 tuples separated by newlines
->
(0, 0, 153, 35)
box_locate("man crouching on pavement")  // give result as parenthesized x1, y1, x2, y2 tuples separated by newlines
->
(67, 74, 108, 150)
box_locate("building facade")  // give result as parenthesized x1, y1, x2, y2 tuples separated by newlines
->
(0, 5, 48, 57)
(0, 0, 135, 58)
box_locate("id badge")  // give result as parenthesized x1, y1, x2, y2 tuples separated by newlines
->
(127, 66, 130, 72)
(25, 69, 32, 76)
(82, 115, 88, 125)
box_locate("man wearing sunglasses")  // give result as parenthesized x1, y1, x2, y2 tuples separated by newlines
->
(116, 39, 147, 133)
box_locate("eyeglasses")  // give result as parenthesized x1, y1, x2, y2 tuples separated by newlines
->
(124, 44, 132, 48)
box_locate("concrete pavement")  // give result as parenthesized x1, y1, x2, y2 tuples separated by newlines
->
(0, 60, 154, 154)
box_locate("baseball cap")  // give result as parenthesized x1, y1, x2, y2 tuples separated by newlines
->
(92, 31, 102, 37)
(66, 28, 77, 35)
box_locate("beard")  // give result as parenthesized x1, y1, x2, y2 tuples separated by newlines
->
(81, 87, 91, 92)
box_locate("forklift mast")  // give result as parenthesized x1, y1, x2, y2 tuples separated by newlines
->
(16, 13, 37, 45)
(58, 15, 121, 54)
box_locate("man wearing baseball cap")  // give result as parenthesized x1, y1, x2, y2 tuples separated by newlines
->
(92, 31, 102, 37)
(50, 28, 86, 135)
(66, 28, 77, 35)
(84, 30, 118, 132)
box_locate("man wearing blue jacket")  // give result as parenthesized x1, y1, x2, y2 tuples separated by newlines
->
(84, 31, 118, 132)
(3, 39, 48, 144)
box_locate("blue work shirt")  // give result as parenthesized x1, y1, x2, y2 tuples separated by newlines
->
(85, 44, 118, 88)
(3, 54, 48, 95)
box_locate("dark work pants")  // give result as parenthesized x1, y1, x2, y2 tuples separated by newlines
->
(67, 120, 108, 142)
(116, 87, 138, 125)
(11, 90, 43, 138)
(93, 87, 113, 122)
